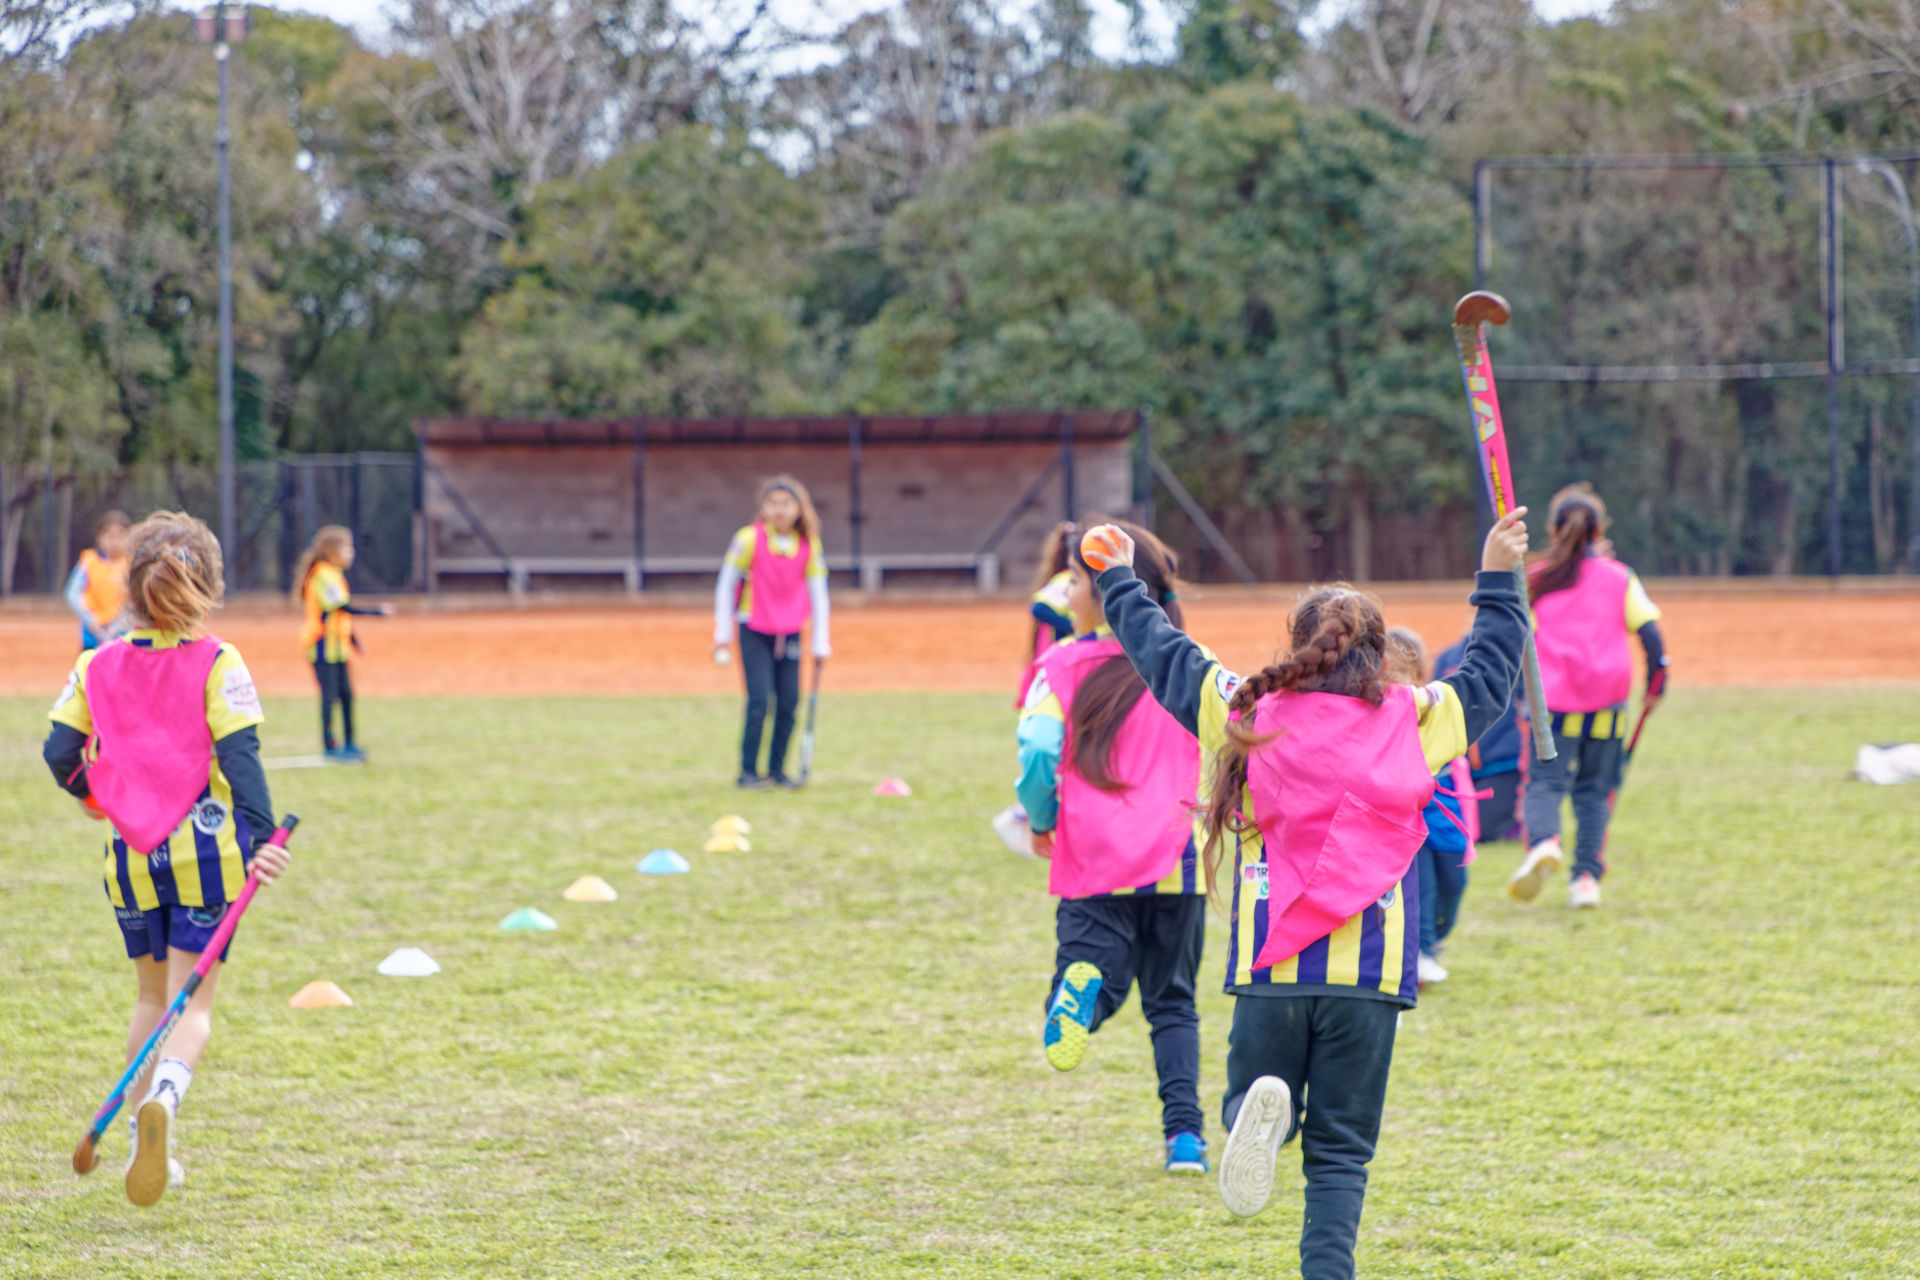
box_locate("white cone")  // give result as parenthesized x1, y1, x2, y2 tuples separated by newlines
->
(377, 947, 441, 977)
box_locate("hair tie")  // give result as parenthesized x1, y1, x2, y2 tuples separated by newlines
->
(1160, 589, 1177, 604)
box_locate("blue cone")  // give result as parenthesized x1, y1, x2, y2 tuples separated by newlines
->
(638, 849, 690, 875)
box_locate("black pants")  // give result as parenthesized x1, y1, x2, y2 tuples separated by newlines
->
(738, 624, 800, 779)
(1223, 995, 1400, 1280)
(314, 659, 354, 750)
(1522, 710, 1626, 880)
(1048, 894, 1206, 1138)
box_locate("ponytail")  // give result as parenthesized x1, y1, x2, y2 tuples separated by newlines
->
(1197, 586, 1387, 895)
(1066, 518, 1182, 792)
(1530, 483, 1608, 602)
(125, 511, 224, 634)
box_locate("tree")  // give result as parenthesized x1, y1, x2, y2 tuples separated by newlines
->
(451, 129, 818, 417)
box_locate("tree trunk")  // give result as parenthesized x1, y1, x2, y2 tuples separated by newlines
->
(1348, 473, 1372, 583)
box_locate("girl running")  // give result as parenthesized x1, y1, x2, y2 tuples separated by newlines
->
(1507, 484, 1669, 909)
(713, 476, 831, 789)
(42, 511, 292, 1207)
(1017, 519, 1209, 1174)
(66, 510, 131, 650)
(1077, 511, 1529, 1277)
(993, 522, 1079, 855)
(294, 526, 394, 763)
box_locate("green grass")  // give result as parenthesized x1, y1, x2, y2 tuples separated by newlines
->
(2, 688, 1917, 1279)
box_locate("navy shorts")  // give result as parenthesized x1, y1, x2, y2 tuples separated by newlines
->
(114, 902, 234, 963)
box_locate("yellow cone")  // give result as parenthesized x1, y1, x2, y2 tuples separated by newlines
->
(710, 815, 752, 835)
(289, 980, 353, 1008)
(562, 874, 619, 903)
(703, 833, 750, 853)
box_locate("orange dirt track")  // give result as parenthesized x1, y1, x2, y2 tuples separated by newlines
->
(4, 581, 1918, 699)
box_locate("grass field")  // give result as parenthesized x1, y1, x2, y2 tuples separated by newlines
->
(2, 687, 1918, 1279)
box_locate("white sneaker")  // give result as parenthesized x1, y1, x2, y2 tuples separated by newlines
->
(126, 1084, 182, 1207)
(1568, 873, 1602, 909)
(1219, 1075, 1292, 1219)
(1416, 952, 1449, 986)
(1507, 838, 1563, 902)
(989, 805, 1035, 858)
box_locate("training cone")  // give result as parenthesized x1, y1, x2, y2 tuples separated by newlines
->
(289, 980, 353, 1008)
(638, 849, 691, 875)
(377, 947, 441, 977)
(710, 815, 752, 836)
(562, 875, 619, 903)
(703, 833, 750, 853)
(872, 778, 913, 797)
(500, 907, 558, 931)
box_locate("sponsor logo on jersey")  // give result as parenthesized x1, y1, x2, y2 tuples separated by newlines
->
(1242, 862, 1269, 900)
(190, 796, 229, 836)
(221, 664, 262, 717)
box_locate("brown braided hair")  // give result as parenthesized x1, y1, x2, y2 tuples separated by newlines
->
(1530, 482, 1608, 601)
(1065, 517, 1184, 791)
(1197, 584, 1388, 894)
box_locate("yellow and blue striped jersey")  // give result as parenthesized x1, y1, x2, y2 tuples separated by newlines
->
(300, 561, 353, 663)
(1094, 567, 1532, 1007)
(50, 630, 266, 910)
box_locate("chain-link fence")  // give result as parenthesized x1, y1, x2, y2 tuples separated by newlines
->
(0, 453, 418, 599)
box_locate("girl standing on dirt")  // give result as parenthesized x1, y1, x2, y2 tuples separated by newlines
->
(294, 526, 394, 763)
(1077, 511, 1529, 1277)
(1506, 484, 1669, 910)
(1016, 519, 1210, 1174)
(713, 476, 831, 789)
(66, 510, 132, 650)
(42, 511, 293, 1207)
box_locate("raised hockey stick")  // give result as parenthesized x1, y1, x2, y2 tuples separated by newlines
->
(1453, 291, 1557, 763)
(72, 815, 300, 1175)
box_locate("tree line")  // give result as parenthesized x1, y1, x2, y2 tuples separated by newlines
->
(4, 0, 1919, 577)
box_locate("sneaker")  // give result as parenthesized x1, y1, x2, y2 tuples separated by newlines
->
(1165, 1131, 1210, 1174)
(126, 1085, 182, 1207)
(1568, 873, 1602, 909)
(336, 745, 368, 764)
(1507, 838, 1563, 902)
(1219, 1075, 1292, 1218)
(735, 774, 773, 790)
(990, 805, 1036, 858)
(1416, 952, 1449, 987)
(1043, 961, 1103, 1072)
(773, 773, 804, 791)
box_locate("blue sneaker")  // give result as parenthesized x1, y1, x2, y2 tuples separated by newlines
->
(1044, 961, 1102, 1071)
(1165, 1132, 1209, 1174)
(335, 745, 368, 764)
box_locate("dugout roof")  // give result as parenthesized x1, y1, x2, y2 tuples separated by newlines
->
(412, 412, 1139, 447)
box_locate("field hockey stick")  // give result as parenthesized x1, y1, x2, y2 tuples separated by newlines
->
(72, 814, 299, 1175)
(1453, 291, 1557, 763)
(797, 657, 822, 785)
(1608, 667, 1666, 812)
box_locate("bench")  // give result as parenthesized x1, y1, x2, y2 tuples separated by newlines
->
(856, 552, 1000, 593)
(431, 552, 1000, 594)
(431, 556, 638, 594)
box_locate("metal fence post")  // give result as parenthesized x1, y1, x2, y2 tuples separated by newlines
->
(632, 420, 646, 592)
(849, 416, 864, 567)
(1061, 413, 1076, 522)
(1826, 157, 1844, 578)
(1132, 408, 1153, 530)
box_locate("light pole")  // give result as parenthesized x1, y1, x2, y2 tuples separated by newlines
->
(195, 6, 246, 557)
(1855, 158, 1920, 574)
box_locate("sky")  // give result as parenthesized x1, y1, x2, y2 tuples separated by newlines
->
(164, 0, 1615, 63)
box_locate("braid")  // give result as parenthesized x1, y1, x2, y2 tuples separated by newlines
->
(1197, 584, 1389, 896)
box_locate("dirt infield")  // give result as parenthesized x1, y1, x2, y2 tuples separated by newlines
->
(4, 581, 1918, 699)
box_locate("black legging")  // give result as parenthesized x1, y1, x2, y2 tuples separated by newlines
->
(738, 624, 800, 779)
(314, 659, 354, 751)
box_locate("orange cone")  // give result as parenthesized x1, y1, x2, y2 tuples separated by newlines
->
(289, 980, 353, 1008)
